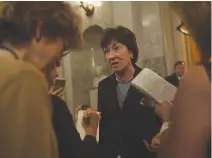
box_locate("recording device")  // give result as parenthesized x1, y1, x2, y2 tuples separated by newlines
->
(81, 104, 90, 110)
(53, 78, 66, 91)
(81, 104, 91, 126)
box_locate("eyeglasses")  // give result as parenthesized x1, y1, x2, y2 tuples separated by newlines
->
(176, 22, 191, 35)
(62, 48, 71, 57)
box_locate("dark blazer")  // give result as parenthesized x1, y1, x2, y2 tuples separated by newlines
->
(165, 73, 180, 87)
(98, 65, 161, 158)
(51, 95, 100, 158)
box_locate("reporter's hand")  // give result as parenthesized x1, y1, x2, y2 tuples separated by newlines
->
(155, 101, 172, 122)
(83, 108, 100, 137)
(151, 133, 161, 146)
(74, 105, 82, 123)
(143, 132, 161, 153)
(49, 86, 65, 99)
(143, 140, 159, 152)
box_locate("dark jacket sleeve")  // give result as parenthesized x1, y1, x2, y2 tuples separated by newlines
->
(165, 75, 172, 83)
(97, 82, 103, 135)
(97, 82, 105, 153)
(51, 95, 100, 158)
(97, 82, 103, 113)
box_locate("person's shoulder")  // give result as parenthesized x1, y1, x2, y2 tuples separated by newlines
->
(98, 73, 115, 86)
(1, 60, 43, 79)
(0, 60, 46, 89)
(134, 65, 142, 76)
(165, 73, 175, 79)
(134, 65, 142, 72)
(13, 61, 44, 81)
(15, 61, 43, 78)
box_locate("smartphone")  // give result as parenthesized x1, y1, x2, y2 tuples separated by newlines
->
(53, 78, 66, 91)
(81, 104, 90, 110)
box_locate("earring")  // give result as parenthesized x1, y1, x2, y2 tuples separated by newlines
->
(131, 56, 134, 59)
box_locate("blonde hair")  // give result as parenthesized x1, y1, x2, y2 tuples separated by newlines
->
(170, 2, 211, 63)
(0, 1, 82, 49)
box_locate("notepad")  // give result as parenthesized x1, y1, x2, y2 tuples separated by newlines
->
(75, 110, 100, 142)
(131, 68, 177, 104)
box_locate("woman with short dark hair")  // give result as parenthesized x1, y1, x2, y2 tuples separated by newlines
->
(98, 26, 161, 158)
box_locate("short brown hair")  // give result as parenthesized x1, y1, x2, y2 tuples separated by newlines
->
(170, 2, 211, 63)
(0, 1, 82, 49)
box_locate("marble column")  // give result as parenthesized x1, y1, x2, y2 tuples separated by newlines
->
(61, 2, 115, 112)
(111, 1, 134, 30)
(137, 2, 167, 77)
(111, 2, 168, 77)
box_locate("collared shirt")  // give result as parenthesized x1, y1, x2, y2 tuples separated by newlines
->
(116, 73, 134, 110)
(177, 75, 184, 80)
(117, 82, 131, 109)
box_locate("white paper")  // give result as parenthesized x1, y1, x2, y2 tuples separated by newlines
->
(131, 68, 177, 103)
(160, 122, 169, 133)
(75, 110, 100, 142)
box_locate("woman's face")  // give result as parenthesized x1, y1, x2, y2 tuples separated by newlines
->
(26, 30, 71, 70)
(103, 41, 133, 73)
(44, 65, 58, 88)
(51, 66, 58, 85)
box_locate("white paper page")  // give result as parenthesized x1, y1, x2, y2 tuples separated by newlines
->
(131, 68, 177, 103)
(75, 110, 100, 142)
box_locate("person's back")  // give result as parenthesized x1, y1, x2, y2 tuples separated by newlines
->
(158, 2, 211, 158)
(0, 1, 83, 157)
(202, 61, 211, 158)
(0, 58, 58, 158)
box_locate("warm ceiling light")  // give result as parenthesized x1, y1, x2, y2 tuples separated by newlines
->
(176, 22, 191, 35)
(80, 1, 95, 17)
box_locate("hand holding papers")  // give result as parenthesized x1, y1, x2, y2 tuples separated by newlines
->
(76, 110, 100, 142)
(155, 101, 172, 121)
(131, 68, 177, 105)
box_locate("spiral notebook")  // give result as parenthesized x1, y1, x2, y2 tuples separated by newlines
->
(131, 68, 177, 104)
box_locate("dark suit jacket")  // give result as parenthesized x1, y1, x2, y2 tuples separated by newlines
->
(165, 73, 180, 87)
(98, 65, 161, 158)
(51, 95, 100, 158)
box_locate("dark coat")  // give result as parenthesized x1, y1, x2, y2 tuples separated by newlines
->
(165, 73, 180, 87)
(51, 95, 100, 158)
(98, 65, 161, 158)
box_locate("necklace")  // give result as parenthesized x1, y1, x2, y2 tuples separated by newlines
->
(116, 69, 135, 83)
